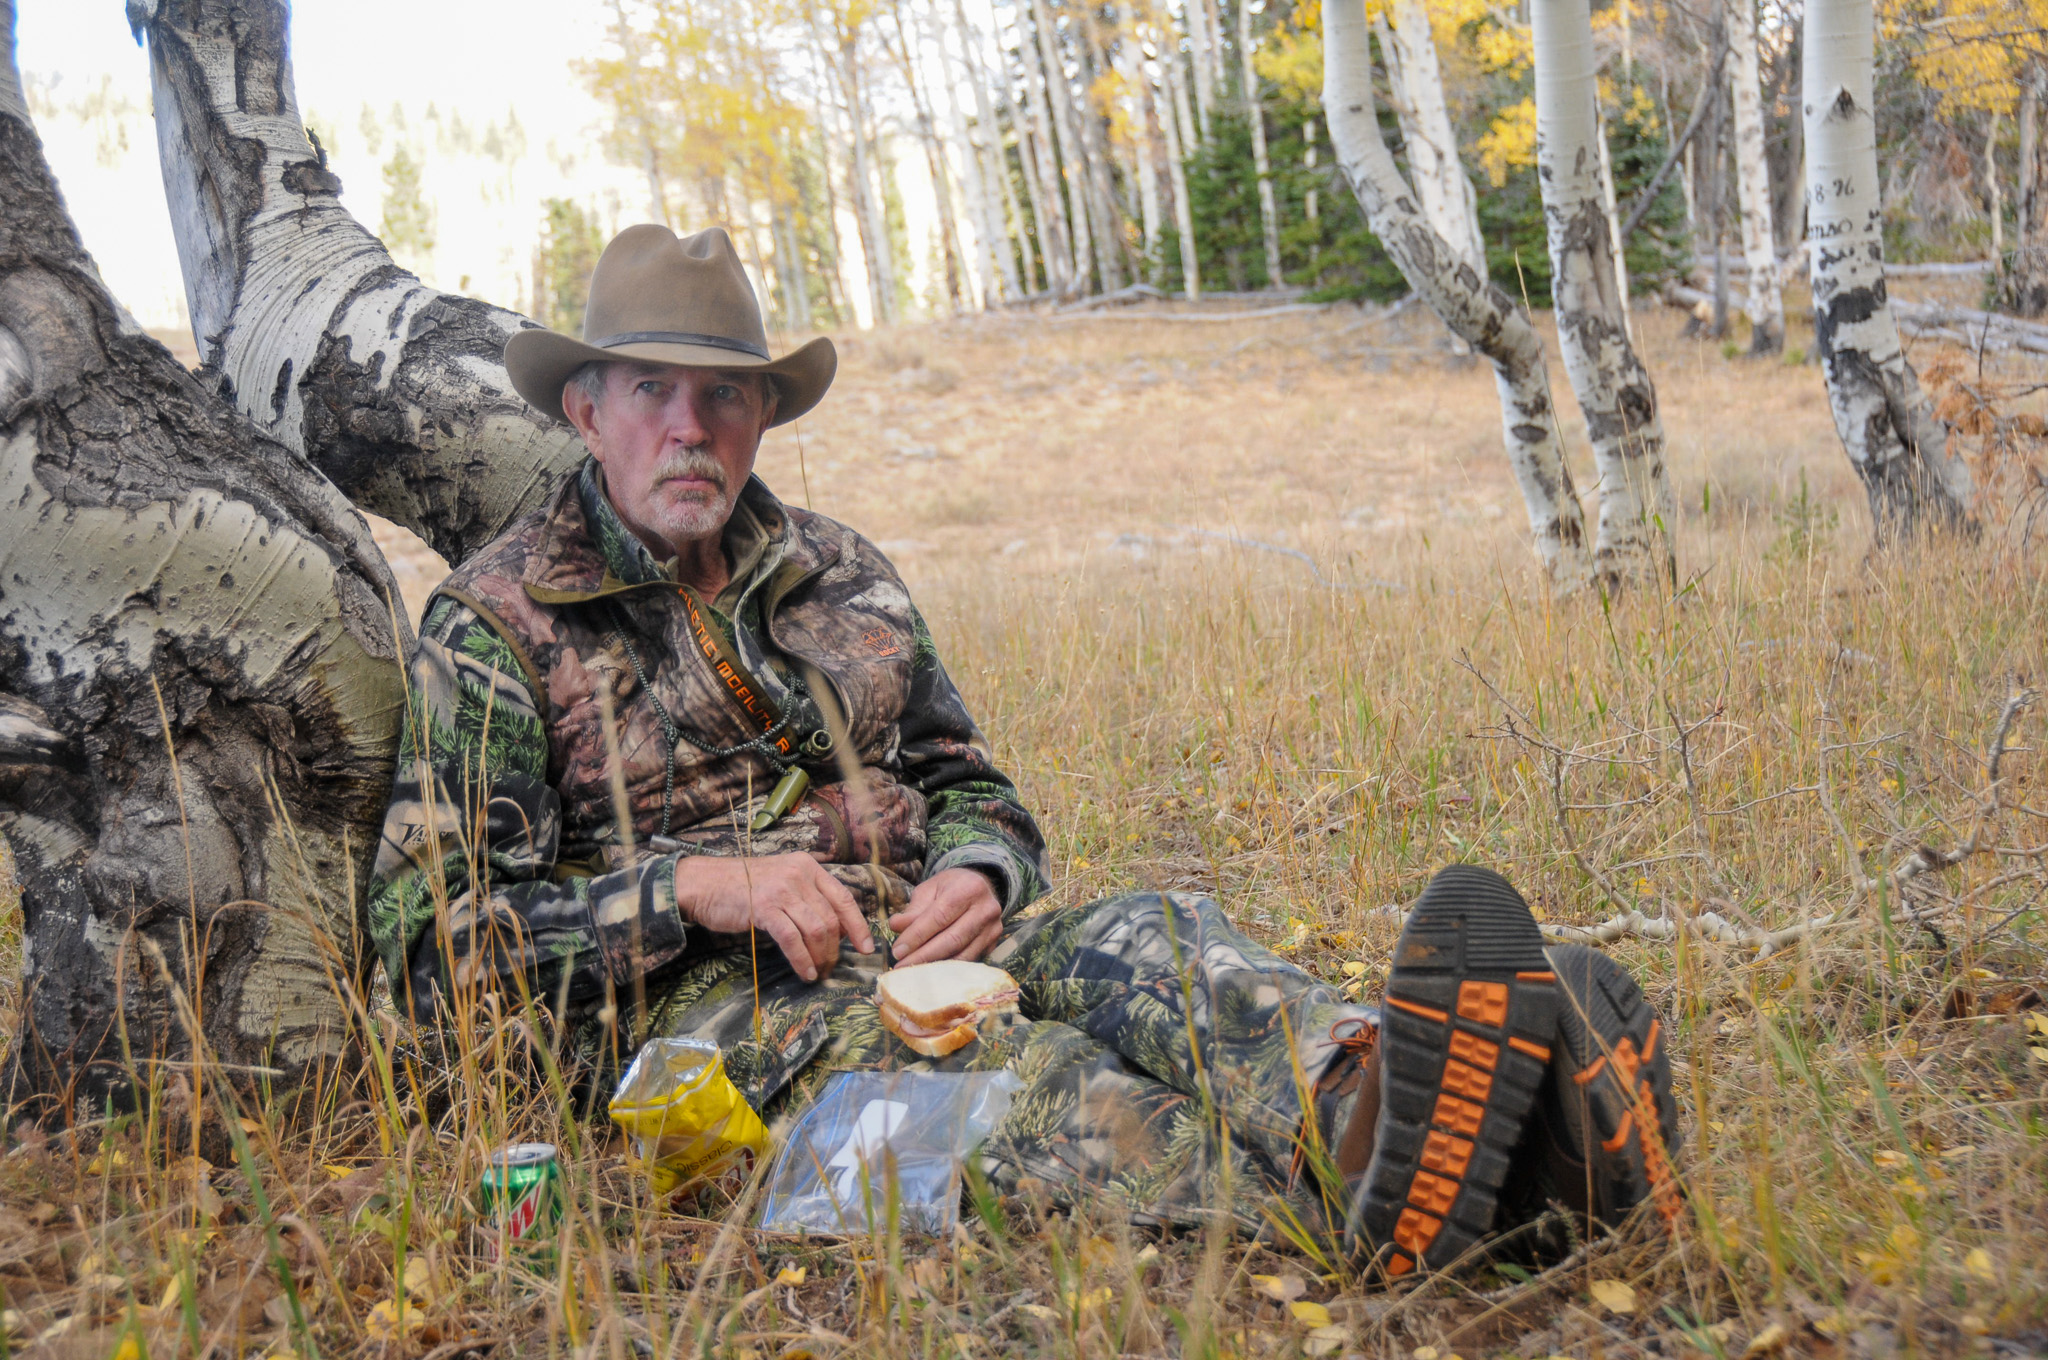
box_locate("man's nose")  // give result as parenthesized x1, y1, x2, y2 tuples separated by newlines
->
(668, 393, 713, 446)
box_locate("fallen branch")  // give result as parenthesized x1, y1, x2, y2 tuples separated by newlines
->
(1042, 302, 1334, 324)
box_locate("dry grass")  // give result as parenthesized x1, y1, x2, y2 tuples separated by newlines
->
(5, 296, 2048, 1360)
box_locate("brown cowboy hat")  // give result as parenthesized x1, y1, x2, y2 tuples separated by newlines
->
(504, 223, 835, 427)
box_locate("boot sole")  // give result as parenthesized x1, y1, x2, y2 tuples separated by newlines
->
(1547, 943, 1684, 1228)
(1347, 865, 1559, 1277)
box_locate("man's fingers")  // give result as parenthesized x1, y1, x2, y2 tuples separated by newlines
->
(789, 895, 840, 973)
(897, 899, 998, 966)
(815, 866, 874, 953)
(758, 910, 819, 982)
(891, 891, 964, 958)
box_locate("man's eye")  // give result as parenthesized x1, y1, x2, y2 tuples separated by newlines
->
(713, 384, 739, 400)
(637, 380, 664, 396)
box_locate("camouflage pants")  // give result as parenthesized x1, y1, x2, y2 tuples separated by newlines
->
(613, 891, 1372, 1231)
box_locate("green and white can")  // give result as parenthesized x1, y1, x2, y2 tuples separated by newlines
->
(479, 1142, 560, 1255)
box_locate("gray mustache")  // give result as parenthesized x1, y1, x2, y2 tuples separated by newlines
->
(652, 456, 727, 491)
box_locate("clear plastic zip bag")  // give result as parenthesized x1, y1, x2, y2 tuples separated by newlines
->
(757, 1069, 1021, 1235)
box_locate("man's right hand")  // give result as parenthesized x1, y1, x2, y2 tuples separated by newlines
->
(673, 854, 875, 982)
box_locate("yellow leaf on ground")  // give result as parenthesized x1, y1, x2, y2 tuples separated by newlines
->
(1341, 961, 1368, 978)
(402, 1256, 435, 1303)
(774, 1266, 807, 1287)
(156, 1277, 185, 1313)
(1872, 1150, 1907, 1169)
(1016, 1304, 1058, 1322)
(238, 1119, 263, 1135)
(1965, 1248, 1997, 1282)
(1304, 1325, 1352, 1357)
(1589, 1279, 1636, 1314)
(1288, 1300, 1332, 1328)
(364, 1298, 427, 1342)
(950, 1333, 977, 1354)
(111, 1334, 142, 1360)
(1249, 1273, 1306, 1302)
(1742, 1322, 1790, 1357)
(323, 1163, 356, 1180)
(1065, 1286, 1113, 1310)
(1414, 1348, 1441, 1360)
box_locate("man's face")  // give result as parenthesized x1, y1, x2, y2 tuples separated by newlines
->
(562, 362, 779, 556)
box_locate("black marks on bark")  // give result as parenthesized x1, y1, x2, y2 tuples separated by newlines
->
(279, 157, 343, 198)
(268, 354, 292, 421)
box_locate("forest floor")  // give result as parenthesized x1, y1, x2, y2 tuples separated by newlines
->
(4, 286, 2048, 1360)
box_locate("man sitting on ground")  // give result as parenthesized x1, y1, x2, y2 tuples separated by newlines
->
(366, 224, 1680, 1270)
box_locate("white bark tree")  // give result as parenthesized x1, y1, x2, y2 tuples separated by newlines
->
(1160, 43, 1203, 297)
(1237, 0, 1284, 285)
(1323, 0, 1594, 585)
(1380, 0, 1486, 270)
(1028, 0, 1096, 292)
(1532, 0, 1675, 586)
(1803, 0, 1976, 535)
(140, 0, 582, 567)
(1183, 0, 1218, 138)
(2, 0, 406, 1123)
(1726, 0, 1785, 353)
(949, 0, 1024, 300)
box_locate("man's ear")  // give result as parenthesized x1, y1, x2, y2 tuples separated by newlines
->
(562, 380, 604, 458)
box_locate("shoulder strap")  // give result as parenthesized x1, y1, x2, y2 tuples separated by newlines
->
(673, 586, 799, 761)
(434, 586, 551, 715)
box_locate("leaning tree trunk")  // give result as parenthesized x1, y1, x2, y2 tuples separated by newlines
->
(1323, 0, 1594, 586)
(1726, 0, 1785, 354)
(1532, 0, 1675, 588)
(0, 0, 405, 1125)
(1031, 0, 1100, 292)
(1383, 0, 1486, 270)
(1803, 0, 1976, 535)
(139, 0, 580, 567)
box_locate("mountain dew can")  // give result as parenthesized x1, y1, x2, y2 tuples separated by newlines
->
(479, 1143, 560, 1255)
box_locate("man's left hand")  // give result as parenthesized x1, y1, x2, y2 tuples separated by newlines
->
(888, 868, 1003, 966)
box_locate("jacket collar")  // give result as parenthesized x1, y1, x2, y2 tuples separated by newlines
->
(523, 457, 832, 608)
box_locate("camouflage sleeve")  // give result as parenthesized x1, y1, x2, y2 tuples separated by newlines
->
(896, 608, 1049, 920)
(365, 596, 690, 1019)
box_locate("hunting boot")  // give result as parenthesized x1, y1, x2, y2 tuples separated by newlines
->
(1342, 864, 1561, 1278)
(1520, 943, 1684, 1235)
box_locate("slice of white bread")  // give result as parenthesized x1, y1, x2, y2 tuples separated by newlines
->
(876, 961, 1020, 1056)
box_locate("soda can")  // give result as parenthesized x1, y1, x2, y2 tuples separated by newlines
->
(478, 1142, 560, 1256)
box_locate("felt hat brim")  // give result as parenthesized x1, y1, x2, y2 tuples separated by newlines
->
(504, 327, 837, 428)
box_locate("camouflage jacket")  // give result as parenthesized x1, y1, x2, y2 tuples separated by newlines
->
(366, 461, 1047, 1019)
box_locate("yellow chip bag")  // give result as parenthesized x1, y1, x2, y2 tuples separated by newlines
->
(609, 1037, 771, 1198)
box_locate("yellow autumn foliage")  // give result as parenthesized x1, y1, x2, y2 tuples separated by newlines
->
(1883, 0, 2048, 115)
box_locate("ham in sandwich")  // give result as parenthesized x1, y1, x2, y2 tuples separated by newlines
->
(876, 960, 1021, 1057)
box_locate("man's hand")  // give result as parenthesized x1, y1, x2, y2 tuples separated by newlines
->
(674, 854, 874, 982)
(888, 868, 1003, 966)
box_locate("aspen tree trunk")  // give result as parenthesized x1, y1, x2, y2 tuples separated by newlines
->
(1987, 109, 2003, 265)
(2008, 66, 2048, 313)
(0, 0, 405, 1124)
(1323, 0, 1593, 585)
(1120, 33, 1164, 274)
(840, 39, 902, 324)
(1384, 0, 1486, 269)
(1075, 19, 1132, 289)
(1533, 0, 1674, 587)
(1595, 102, 1631, 331)
(884, 6, 969, 310)
(952, 0, 1024, 299)
(1161, 53, 1203, 297)
(1803, 0, 1976, 534)
(938, 44, 1001, 307)
(1185, 0, 1217, 137)
(1019, 70, 1072, 293)
(1031, 0, 1100, 291)
(1238, 0, 1284, 285)
(139, 0, 581, 568)
(1018, 9, 1077, 293)
(1726, 0, 1785, 353)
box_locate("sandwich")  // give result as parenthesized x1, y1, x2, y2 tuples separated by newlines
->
(876, 960, 1021, 1057)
